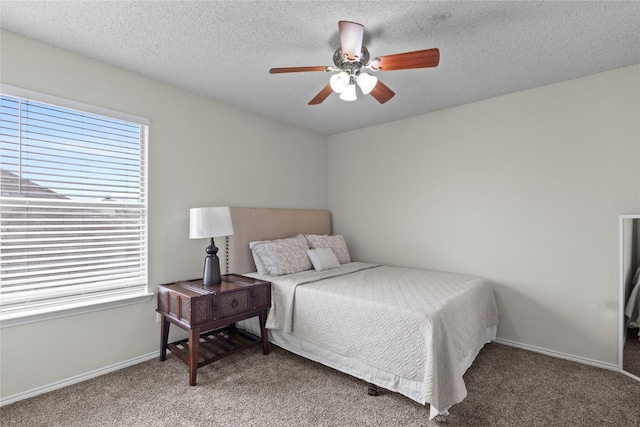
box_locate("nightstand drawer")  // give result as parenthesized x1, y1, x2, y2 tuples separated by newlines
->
(158, 285, 213, 326)
(218, 289, 250, 318)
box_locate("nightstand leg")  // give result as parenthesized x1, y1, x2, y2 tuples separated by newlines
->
(159, 316, 170, 361)
(189, 327, 200, 386)
(259, 309, 270, 355)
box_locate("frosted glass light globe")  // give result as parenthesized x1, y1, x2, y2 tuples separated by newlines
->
(357, 72, 378, 95)
(339, 83, 357, 101)
(330, 72, 350, 94)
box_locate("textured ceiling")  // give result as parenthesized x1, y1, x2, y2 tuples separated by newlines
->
(1, 1, 639, 135)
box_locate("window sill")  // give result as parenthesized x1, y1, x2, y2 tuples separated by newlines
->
(0, 292, 155, 328)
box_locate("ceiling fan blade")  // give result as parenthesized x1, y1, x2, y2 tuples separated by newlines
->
(371, 48, 440, 71)
(369, 80, 395, 104)
(270, 66, 328, 74)
(339, 21, 364, 60)
(308, 84, 333, 105)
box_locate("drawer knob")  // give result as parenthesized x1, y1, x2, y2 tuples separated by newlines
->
(231, 299, 239, 308)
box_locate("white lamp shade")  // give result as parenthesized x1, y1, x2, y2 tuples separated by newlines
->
(189, 206, 234, 239)
(339, 83, 357, 101)
(330, 72, 350, 94)
(357, 72, 378, 95)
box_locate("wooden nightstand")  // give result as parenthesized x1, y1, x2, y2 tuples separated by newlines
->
(157, 274, 271, 385)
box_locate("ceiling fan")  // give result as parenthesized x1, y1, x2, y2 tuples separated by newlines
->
(269, 21, 440, 105)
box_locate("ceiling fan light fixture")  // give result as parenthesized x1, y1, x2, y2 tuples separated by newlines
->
(270, 21, 439, 106)
(356, 72, 378, 95)
(339, 83, 357, 101)
(330, 72, 350, 93)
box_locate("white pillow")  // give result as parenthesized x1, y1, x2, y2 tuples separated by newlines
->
(250, 234, 312, 276)
(249, 241, 269, 275)
(304, 234, 351, 264)
(307, 248, 340, 271)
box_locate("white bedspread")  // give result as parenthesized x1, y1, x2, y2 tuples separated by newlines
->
(264, 262, 499, 416)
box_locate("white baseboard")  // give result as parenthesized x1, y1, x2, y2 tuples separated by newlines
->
(620, 369, 640, 381)
(493, 338, 619, 371)
(0, 350, 160, 407)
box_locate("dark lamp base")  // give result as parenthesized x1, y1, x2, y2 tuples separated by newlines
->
(202, 237, 222, 286)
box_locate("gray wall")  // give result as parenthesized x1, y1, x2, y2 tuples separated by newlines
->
(0, 30, 328, 400)
(328, 64, 640, 366)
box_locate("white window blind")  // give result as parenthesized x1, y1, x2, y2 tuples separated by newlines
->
(0, 88, 149, 321)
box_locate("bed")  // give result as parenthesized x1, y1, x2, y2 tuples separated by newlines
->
(226, 207, 499, 419)
(625, 266, 640, 338)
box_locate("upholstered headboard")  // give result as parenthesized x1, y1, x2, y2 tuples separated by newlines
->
(226, 207, 331, 274)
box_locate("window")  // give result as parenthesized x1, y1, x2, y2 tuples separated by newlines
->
(0, 86, 150, 326)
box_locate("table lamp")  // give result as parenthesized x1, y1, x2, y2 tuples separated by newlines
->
(189, 206, 234, 286)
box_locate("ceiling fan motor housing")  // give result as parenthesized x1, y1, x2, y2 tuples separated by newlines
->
(333, 46, 371, 76)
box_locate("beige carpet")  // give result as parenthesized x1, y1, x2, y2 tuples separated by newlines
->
(1, 343, 639, 427)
